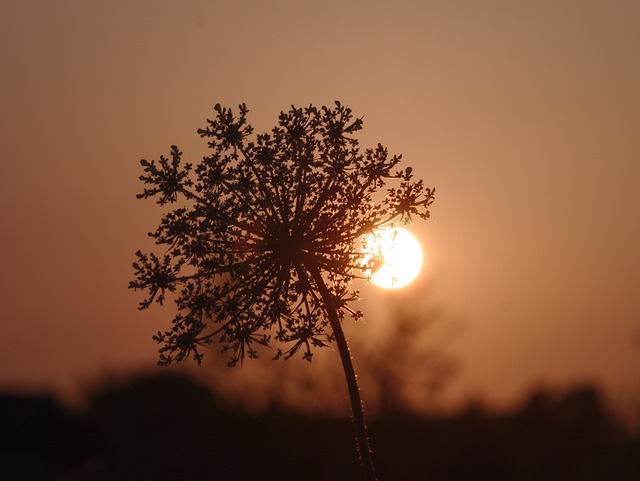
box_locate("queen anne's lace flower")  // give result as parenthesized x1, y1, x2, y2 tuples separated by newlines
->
(130, 102, 435, 368)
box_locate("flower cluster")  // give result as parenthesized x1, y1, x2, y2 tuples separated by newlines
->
(130, 102, 435, 367)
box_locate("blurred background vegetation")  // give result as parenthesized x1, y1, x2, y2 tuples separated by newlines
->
(2, 298, 638, 481)
(2, 371, 638, 481)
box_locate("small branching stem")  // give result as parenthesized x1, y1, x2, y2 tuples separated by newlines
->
(306, 261, 378, 481)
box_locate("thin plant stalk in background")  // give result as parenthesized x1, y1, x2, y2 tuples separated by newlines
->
(130, 102, 435, 480)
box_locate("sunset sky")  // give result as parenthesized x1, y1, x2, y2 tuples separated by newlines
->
(1, 0, 639, 422)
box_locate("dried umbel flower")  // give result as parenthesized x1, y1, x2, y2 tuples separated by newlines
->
(131, 102, 434, 366)
(130, 101, 434, 480)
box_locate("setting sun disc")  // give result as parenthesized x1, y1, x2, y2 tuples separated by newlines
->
(362, 227, 423, 289)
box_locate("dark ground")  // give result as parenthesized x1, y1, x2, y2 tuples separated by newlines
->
(1, 371, 638, 481)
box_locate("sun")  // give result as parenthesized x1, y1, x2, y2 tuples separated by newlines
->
(362, 227, 423, 289)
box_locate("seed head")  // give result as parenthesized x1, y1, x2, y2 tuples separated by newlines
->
(130, 102, 435, 366)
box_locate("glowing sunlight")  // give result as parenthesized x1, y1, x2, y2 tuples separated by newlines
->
(362, 227, 423, 289)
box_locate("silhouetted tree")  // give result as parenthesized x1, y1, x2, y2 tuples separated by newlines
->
(3, 376, 639, 480)
(130, 102, 435, 480)
(337, 284, 459, 416)
(84, 377, 640, 481)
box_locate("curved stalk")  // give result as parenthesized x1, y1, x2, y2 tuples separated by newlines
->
(305, 261, 378, 481)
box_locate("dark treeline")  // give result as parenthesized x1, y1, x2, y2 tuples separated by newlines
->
(1, 371, 638, 481)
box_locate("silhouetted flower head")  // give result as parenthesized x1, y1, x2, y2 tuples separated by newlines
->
(130, 102, 434, 366)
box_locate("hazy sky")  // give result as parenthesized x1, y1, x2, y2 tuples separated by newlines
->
(1, 0, 639, 419)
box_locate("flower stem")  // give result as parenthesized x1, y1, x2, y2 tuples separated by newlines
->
(306, 262, 378, 481)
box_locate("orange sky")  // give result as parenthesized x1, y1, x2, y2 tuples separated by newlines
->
(1, 0, 639, 420)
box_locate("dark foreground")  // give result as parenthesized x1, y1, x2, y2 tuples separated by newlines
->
(1, 372, 638, 481)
